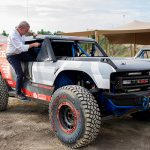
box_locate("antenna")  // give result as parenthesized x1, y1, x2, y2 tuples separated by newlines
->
(123, 14, 126, 24)
(26, 0, 29, 20)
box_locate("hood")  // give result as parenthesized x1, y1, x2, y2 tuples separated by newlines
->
(108, 57, 150, 71)
(71, 57, 150, 71)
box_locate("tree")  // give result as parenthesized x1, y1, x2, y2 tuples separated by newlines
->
(2, 30, 8, 37)
(37, 29, 52, 35)
(53, 31, 63, 35)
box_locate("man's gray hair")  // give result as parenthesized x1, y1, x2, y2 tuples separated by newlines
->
(17, 21, 30, 29)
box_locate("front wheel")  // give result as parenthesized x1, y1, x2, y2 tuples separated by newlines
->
(49, 85, 101, 148)
(0, 75, 9, 111)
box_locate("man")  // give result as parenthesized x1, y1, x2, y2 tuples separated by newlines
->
(6, 21, 40, 101)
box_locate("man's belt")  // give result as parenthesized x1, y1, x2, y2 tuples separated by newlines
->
(6, 53, 18, 57)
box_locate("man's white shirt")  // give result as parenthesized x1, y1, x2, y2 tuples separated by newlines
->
(6, 29, 29, 54)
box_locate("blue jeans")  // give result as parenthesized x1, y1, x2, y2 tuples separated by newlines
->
(6, 52, 35, 94)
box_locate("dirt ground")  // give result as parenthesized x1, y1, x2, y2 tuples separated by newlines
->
(0, 97, 150, 150)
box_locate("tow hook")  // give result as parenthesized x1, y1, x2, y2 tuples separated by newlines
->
(142, 97, 150, 109)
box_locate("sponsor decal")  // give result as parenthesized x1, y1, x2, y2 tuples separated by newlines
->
(138, 79, 149, 84)
(0, 44, 7, 58)
(22, 88, 51, 101)
(33, 93, 38, 99)
(1, 63, 12, 79)
(0, 50, 6, 58)
(37, 94, 47, 100)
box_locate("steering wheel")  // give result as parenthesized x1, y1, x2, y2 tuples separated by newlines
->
(79, 52, 86, 57)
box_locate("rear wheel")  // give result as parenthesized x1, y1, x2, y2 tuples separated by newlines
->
(0, 75, 9, 111)
(49, 85, 101, 148)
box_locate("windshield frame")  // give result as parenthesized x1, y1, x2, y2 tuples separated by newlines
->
(73, 40, 108, 57)
(50, 39, 108, 58)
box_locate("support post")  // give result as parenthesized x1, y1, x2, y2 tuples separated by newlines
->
(95, 30, 99, 43)
(133, 33, 136, 55)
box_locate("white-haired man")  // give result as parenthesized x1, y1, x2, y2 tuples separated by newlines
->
(6, 21, 40, 101)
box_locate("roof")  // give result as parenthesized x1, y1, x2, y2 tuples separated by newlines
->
(63, 20, 150, 45)
(63, 20, 150, 35)
(25, 35, 95, 42)
(103, 20, 150, 45)
(112, 20, 150, 30)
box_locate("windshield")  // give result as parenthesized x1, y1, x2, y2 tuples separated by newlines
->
(136, 50, 150, 59)
(75, 41, 106, 57)
(51, 40, 107, 57)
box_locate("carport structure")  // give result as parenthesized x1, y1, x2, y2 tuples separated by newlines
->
(63, 20, 150, 56)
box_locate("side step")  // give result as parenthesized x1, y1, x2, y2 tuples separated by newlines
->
(8, 90, 49, 105)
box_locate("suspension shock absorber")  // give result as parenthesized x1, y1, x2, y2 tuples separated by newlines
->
(142, 97, 150, 110)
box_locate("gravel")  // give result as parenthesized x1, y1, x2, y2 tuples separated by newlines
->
(0, 97, 150, 150)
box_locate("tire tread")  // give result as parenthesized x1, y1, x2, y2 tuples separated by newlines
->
(0, 75, 9, 111)
(49, 85, 101, 148)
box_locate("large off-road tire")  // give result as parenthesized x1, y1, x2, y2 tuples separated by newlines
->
(49, 85, 101, 148)
(0, 75, 9, 111)
(131, 109, 150, 121)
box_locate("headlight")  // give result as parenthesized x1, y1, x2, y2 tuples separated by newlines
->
(123, 80, 132, 85)
(128, 72, 142, 76)
(123, 79, 149, 85)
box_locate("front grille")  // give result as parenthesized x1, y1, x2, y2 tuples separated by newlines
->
(110, 71, 150, 93)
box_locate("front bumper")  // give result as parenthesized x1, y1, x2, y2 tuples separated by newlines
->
(103, 90, 150, 108)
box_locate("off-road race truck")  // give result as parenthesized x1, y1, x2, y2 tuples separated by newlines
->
(0, 35, 150, 148)
(134, 48, 150, 60)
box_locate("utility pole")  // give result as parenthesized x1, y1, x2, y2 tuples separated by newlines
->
(26, 0, 29, 21)
(123, 14, 126, 24)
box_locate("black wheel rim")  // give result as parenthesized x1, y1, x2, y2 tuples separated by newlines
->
(57, 102, 77, 134)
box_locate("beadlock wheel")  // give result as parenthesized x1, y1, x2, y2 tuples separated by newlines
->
(49, 85, 101, 148)
(57, 101, 77, 134)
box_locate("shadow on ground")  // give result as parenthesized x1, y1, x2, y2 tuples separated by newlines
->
(0, 97, 150, 150)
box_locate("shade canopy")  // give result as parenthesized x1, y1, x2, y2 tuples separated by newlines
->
(103, 20, 150, 45)
(63, 20, 150, 45)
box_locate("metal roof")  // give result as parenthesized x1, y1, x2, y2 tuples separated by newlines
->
(25, 35, 95, 42)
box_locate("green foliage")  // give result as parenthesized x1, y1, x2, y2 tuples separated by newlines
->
(110, 44, 131, 57)
(53, 31, 63, 35)
(2, 30, 9, 37)
(98, 35, 131, 57)
(37, 29, 52, 35)
(37, 29, 63, 35)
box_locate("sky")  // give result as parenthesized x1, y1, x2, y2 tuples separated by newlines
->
(1, 0, 150, 33)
